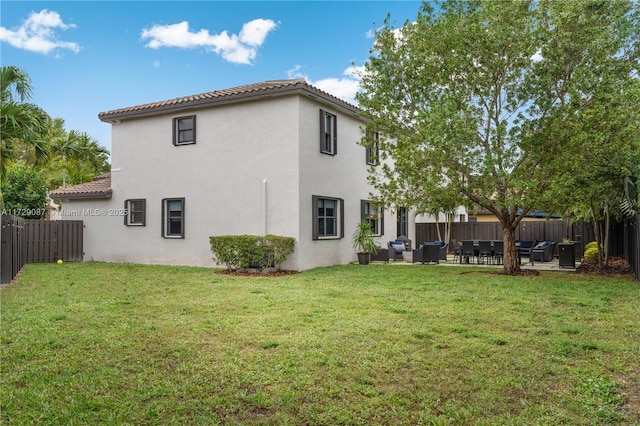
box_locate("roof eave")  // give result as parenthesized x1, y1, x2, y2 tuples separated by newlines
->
(50, 190, 113, 201)
(99, 83, 362, 123)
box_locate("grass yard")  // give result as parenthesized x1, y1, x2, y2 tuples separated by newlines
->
(1, 262, 639, 425)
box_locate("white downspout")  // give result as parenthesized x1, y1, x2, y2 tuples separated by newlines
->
(263, 179, 268, 235)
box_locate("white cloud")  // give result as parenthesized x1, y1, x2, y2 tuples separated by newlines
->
(240, 19, 277, 46)
(141, 19, 277, 65)
(0, 9, 80, 55)
(287, 65, 363, 105)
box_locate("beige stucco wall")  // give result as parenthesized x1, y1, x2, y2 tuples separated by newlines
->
(66, 96, 299, 268)
(296, 96, 391, 270)
(60, 93, 397, 270)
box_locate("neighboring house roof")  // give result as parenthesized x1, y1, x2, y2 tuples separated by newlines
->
(49, 173, 112, 200)
(98, 79, 360, 122)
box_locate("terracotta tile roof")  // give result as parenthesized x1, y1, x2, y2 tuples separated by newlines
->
(98, 79, 360, 122)
(49, 173, 112, 200)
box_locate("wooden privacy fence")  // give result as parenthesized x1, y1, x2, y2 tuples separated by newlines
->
(1, 215, 25, 285)
(416, 220, 595, 247)
(626, 214, 640, 281)
(415, 219, 640, 265)
(1, 215, 83, 284)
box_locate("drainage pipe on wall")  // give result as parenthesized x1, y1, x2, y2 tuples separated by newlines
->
(263, 179, 268, 235)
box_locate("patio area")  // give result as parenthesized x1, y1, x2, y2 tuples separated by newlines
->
(384, 254, 577, 272)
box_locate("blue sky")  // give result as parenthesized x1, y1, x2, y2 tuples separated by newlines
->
(1, 1, 422, 154)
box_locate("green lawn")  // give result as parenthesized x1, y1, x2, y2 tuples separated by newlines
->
(1, 262, 639, 425)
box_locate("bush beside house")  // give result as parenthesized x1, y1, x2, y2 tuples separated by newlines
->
(210, 235, 296, 272)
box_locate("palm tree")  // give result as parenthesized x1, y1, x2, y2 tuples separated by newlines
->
(0, 66, 51, 182)
(48, 126, 109, 187)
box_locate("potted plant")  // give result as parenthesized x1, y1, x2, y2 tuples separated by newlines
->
(352, 221, 379, 265)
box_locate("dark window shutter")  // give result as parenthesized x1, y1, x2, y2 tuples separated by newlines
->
(333, 115, 337, 155)
(312, 195, 319, 240)
(339, 198, 344, 238)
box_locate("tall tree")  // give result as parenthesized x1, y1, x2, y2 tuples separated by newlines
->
(357, 0, 640, 274)
(0, 66, 50, 182)
(37, 118, 110, 189)
(561, 80, 640, 266)
(1, 162, 48, 219)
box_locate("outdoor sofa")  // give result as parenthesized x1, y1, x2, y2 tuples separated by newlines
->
(531, 240, 556, 262)
(410, 242, 448, 264)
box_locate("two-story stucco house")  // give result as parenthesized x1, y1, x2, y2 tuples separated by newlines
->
(51, 79, 416, 270)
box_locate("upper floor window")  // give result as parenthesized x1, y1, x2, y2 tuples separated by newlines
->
(124, 199, 146, 226)
(312, 195, 343, 240)
(361, 200, 384, 236)
(320, 109, 337, 155)
(162, 198, 185, 238)
(173, 115, 196, 146)
(366, 132, 379, 165)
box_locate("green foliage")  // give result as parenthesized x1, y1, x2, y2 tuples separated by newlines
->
(1, 162, 47, 218)
(1, 67, 109, 188)
(356, 0, 640, 274)
(352, 220, 379, 254)
(584, 241, 605, 263)
(47, 120, 110, 188)
(209, 234, 296, 271)
(1, 66, 51, 182)
(584, 241, 601, 252)
(584, 247, 599, 264)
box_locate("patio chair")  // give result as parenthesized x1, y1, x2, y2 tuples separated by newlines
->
(517, 240, 535, 258)
(451, 239, 462, 263)
(388, 241, 406, 261)
(396, 235, 412, 251)
(370, 247, 389, 262)
(439, 243, 448, 261)
(531, 241, 555, 262)
(461, 240, 476, 264)
(421, 243, 441, 264)
(477, 240, 493, 264)
(492, 240, 504, 265)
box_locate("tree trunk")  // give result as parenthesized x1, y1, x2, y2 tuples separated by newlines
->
(435, 216, 442, 241)
(502, 224, 521, 274)
(604, 201, 610, 266)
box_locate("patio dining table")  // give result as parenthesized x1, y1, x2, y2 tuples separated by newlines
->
(459, 240, 515, 265)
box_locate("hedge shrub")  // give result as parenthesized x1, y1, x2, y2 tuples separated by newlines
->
(209, 235, 296, 271)
(584, 241, 602, 263)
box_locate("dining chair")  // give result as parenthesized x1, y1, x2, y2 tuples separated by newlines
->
(451, 239, 462, 263)
(492, 240, 504, 265)
(477, 240, 493, 264)
(461, 240, 476, 264)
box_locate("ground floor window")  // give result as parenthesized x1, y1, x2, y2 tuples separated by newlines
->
(312, 195, 343, 239)
(362, 200, 383, 236)
(397, 207, 408, 236)
(124, 199, 146, 226)
(162, 198, 185, 238)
